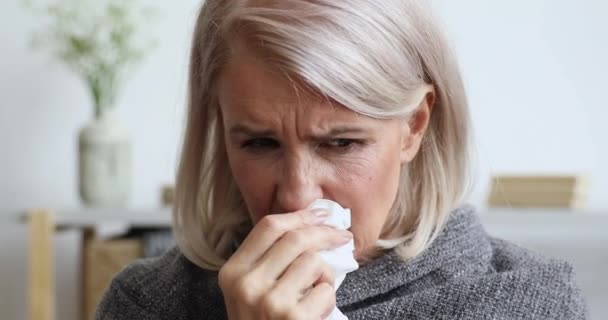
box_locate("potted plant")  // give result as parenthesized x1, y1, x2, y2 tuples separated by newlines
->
(23, 0, 158, 207)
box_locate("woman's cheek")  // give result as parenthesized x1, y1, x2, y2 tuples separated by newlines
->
(334, 147, 398, 255)
(329, 149, 376, 184)
(230, 157, 276, 221)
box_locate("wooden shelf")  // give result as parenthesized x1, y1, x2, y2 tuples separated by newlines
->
(480, 208, 608, 238)
(52, 207, 172, 228)
(18, 206, 607, 235)
(20, 207, 172, 229)
(22, 207, 172, 320)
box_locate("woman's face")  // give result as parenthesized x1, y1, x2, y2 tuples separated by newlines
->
(218, 54, 431, 258)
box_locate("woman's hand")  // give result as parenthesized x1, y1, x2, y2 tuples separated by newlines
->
(218, 209, 353, 320)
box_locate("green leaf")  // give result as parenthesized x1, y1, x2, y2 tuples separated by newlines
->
(22, 0, 160, 110)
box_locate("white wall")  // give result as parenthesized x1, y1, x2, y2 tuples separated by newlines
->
(1, 1, 607, 319)
(4, 0, 605, 214)
(431, 0, 608, 208)
(2, 1, 607, 215)
(0, 0, 197, 214)
(1, 1, 202, 319)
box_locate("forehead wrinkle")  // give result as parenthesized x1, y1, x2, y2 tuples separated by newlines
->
(222, 55, 371, 141)
(278, 69, 347, 139)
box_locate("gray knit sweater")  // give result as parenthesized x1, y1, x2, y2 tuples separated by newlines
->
(95, 205, 588, 319)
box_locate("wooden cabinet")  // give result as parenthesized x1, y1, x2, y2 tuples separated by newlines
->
(24, 208, 171, 320)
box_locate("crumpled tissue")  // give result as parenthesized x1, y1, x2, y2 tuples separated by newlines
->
(308, 199, 359, 320)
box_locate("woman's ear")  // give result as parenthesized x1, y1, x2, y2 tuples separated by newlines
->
(400, 87, 436, 164)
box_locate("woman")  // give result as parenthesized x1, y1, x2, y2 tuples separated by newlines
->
(96, 0, 588, 319)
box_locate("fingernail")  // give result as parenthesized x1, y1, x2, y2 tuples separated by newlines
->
(311, 209, 330, 217)
(341, 230, 353, 239)
(309, 209, 329, 224)
(336, 232, 353, 246)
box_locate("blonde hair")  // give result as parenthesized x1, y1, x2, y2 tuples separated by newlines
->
(173, 0, 473, 270)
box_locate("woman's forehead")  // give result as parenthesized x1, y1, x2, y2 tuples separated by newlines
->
(220, 56, 330, 111)
(219, 53, 311, 102)
(217, 59, 385, 135)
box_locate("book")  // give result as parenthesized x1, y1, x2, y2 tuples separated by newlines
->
(487, 175, 589, 209)
(490, 175, 589, 193)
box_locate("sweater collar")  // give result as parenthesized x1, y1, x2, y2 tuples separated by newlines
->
(335, 205, 492, 307)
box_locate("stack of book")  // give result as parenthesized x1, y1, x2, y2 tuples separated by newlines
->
(487, 175, 589, 209)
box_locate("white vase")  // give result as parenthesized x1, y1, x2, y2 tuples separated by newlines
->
(78, 109, 131, 207)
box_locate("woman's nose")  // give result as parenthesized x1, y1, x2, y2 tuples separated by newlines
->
(275, 156, 324, 213)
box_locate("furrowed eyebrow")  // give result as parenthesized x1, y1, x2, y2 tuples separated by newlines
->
(321, 126, 369, 136)
(228, 124, 371, 139)
(229, 124, 276, 137)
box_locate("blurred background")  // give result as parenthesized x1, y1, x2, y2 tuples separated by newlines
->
(1, 0, 606, 319)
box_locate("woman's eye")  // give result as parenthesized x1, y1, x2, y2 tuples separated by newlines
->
(321, 139, 360, 150)
(240, 138, 279, 151)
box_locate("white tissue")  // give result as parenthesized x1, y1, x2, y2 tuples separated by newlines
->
(308, 199, 359, 320)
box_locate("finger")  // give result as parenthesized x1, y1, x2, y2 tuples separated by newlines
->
(297, 282, 336, 320)
(272, 250, 335, 301)
(231, 209, 330, 266)
(253, 226, 352, 281)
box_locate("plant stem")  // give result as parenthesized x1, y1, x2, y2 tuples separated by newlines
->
(88, 73, 117, 119)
